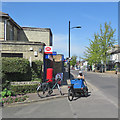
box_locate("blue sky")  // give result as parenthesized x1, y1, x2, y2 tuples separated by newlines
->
(2, 2, 118, 59)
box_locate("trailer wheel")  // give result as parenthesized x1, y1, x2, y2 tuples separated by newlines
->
(84, 87, 88, 97)
(68, 88, 74, 101)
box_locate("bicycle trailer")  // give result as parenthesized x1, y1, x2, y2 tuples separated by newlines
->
(71, 79, 85, 89)
(68, 78, 88, 101)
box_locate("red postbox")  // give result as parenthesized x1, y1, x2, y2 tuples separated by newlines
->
(46, 68, 53, 83)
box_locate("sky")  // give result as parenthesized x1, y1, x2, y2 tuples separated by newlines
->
(2, 2, 118, 59)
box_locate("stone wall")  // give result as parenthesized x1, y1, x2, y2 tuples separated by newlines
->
(0, 18, 5, 40)
(23, 28, 51, 46)
(1, 42, 44, 61)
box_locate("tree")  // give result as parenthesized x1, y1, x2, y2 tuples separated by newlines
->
(70, 55, 77, 67)
(84, 33, 101, 66)
(84, 22, 116, 72)
(99, 22, 116, 72)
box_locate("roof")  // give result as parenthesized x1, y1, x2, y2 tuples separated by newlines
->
(0, 11, 53, 35)
(0, 11, 9, 16)
(0, 11, 22, 30)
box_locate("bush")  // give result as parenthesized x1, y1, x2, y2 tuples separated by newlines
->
(1, 95, 28, 104)
(32, 60, 43, 81)
(11, 84, 38, 95)
(2, 57, 31, 83)
(0, 88, 16, 99)
(2, 57, 30, 73)
(2, 58, 43, 93)
(1, 88, 12, 98)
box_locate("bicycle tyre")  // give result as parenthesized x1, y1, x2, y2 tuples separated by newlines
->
(83, 87, 88, 97)
(37, 83, 49, 98)
(68, 88, 74, 101)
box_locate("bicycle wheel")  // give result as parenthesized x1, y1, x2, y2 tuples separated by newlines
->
(83, 87, 88, 97)
(68, 88, 74, 101)
(37, 83, 49, 98)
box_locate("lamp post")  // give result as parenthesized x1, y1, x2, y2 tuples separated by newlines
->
(68, 21, 81, 79)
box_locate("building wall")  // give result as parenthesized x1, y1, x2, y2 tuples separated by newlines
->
(18, 30, 29, 42)
(0, 18, 5, 40)
(1, 42, 44, 61)
(0, 16, 52, 45)
(0, 18, 20, 42)
(23, 29, 51, 46)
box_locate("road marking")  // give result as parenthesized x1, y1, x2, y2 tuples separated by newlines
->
(68, 101, 78, 118)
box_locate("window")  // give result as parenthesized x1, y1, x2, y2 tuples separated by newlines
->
(10, 28, 14, 41)
(1, 53, 23, 58)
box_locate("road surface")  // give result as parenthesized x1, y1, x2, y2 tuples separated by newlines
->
(2, 70, 118, 118)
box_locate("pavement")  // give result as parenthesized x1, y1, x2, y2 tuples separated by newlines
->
(3, 70, 118, 107)
(3, 71, 70, 107)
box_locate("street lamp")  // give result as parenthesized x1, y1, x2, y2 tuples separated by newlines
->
(68, 21, 81, 79)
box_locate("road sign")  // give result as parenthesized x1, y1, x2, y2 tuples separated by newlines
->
(44, 46, 53, 54)
(52, 51, 57, 55)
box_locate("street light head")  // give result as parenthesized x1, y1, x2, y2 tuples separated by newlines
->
(71, 26, 82, 29)
(75, 26, 81, 28)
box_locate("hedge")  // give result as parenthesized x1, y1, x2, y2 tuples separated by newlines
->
(2, 57, 30, 73)
(10, 84, 38, 95)
(2, 57, 43, 90)
(31, 60, 43, 80)
(2, 57, 31, 82)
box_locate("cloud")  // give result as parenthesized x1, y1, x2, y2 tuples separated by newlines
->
(53, 34, 68, 57)
(53, 33, 86, 58)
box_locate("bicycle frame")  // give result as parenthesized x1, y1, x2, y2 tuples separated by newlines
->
(37, 78, 63, 98)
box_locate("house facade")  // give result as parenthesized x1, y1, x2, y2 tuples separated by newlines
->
(0, 11, 64, 80)
(108, 45, 120, 71)
(0, 11, 52, 62)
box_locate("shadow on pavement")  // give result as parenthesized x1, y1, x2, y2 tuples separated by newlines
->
(72, 92, 91, 101)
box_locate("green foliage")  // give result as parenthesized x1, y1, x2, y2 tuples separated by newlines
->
(1, 88, 12, 98)
(1, 58, 43, 95)
(11, 84, 38, 95)
(2, 58, 43, 88)
(31, 60, 43, 81)
(2, 79, 11, 90)
(84, 22, 116, 68)
(70, 55, 77, 67)
(32, 78, 42, 82)
(2, 57, 30, 73)
(1, 95, 28, 104)
(84, 34, 101, 65)
(2, 57, 31, 82)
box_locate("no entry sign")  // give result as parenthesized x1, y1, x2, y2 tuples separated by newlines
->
(44, 46, 53, 54)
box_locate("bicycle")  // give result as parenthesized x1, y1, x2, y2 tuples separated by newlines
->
(37, 78, 63, 98)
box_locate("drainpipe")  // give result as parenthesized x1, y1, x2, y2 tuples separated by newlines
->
(4, 19, 7, 41)
(4, 18, 10, 41)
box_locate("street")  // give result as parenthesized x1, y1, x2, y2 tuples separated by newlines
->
(2, 70, 118, 118)
(71, 70, 118, 108)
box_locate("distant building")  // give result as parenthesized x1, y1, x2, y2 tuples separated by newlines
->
(107, 45, 120, 71)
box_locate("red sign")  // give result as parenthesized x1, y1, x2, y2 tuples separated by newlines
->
(45, 47, 51, 51)
(44, 46, 53, 54)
